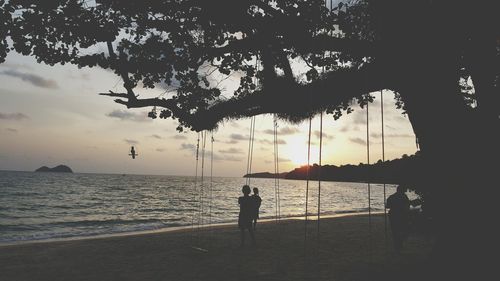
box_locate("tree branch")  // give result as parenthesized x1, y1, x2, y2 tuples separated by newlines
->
(205, 34, 374, 60)
(101, 63, 387, 131)
(106, 41, 137, 99)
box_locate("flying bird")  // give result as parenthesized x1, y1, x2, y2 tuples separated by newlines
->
(129, 146, 138, 159)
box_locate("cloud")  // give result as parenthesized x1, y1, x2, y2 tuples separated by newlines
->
(340, 125, 360, 132)
(393, 115, 408, 122)
(229, 133, 247, 141)
(349, 137, 367, 146)
(353, 110, 368, 125)
(180, 143, 242, 162)
(219, 148, 243, 154)
(172, 135, 188, 140)
(1, 69, 59, 89)
(340, 126, 349, 132)
(180, 143, 196, 153)
(314, 130, 334, 140)
(150, 134, 162, 139)
(220, 155, 243, 162)
(6, 128, 18, 133)
(156, 148, 166, 152)
(0, 63, 33, 70)
(279, 127, 300, 135)
(259, 139, 287, 145)
(124, 139, 139, 145)
(265, 157, 291, 164)
(106, 110, 150, 122)
(385, 124, 397, 131)
(181, 143, 196, 150)
(222, 133, 248, 144)
(67, 71, 91, 81)
(370, 132, 414, 139)
(0, 112, 29, 120)
(263, 126, 300, 135)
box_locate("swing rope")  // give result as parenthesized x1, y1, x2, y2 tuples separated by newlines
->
(249, 117, 256, 184)
(245, 118, 251, 185)
(245, 117, 256, 186)
(273, 114, 281, 223)
(245, 56, 259, 187)
(276, 123, 281, 222)
(381, 90, 388, 248)
(191, 133, 200, 233)
(304, 117, 312, 249)
(199, 131, 207, 231)
(209, 132, 214, 230)
(366, 101, 372, 260)
(317, 112, 323, 239)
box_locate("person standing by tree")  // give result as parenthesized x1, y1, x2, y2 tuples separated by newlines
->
(238, 185, 255, 247)
(251, 187, 262, 231)
(386, 185, 411, 253)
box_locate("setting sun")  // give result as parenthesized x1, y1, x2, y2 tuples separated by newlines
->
(284, 136, 321, 166)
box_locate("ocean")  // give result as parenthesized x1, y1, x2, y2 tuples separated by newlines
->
(0, 170, 401, 244)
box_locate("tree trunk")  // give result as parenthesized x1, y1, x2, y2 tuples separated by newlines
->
(398, 54, 498, 280)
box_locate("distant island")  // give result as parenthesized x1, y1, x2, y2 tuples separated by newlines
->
(243, 172, 288, 179)
(35, 165, 73, 173)
(244, 152, 421, 184)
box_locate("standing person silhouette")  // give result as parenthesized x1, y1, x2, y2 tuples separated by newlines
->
(386, 184, 410, 253)
(238, 185, 255, 247)
(251, 187, 262, 231)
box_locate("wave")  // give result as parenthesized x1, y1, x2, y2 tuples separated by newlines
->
(0, 171, 402, 244)
(0, 219, 185, 243)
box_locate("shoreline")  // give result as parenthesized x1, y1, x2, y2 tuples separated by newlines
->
(0, 213, 432, 281)
(0, 211, 385, 247)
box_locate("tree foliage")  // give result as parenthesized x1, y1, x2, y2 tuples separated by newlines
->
(0, 0, 392, 131)
(0, 0, 498, 134)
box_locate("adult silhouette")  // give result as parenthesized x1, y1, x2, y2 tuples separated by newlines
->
(238, 185, 255, 247)
(386, 185, 410, 252)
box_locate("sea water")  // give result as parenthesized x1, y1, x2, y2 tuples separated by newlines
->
(0, 170, 400, 243)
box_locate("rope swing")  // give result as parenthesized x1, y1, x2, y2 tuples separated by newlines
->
(199, 131, 207, 230)
(190, 133, 208, 253)
(273, 114, 281, 223)
(245, 56, 259, 187)
(304, 117, 313, 251)
(366, 100, 373, 260)
(208, 132, 214, 230)
(380, 90, 388, 248)
(317, 112, 323, 240)
(191, 133, 200, 234)
(245, 117, 256, 186)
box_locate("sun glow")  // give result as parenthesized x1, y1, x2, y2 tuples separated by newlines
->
(284, 136, 321, 166)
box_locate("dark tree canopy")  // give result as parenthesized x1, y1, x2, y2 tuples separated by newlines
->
(1, 0, 497, 135)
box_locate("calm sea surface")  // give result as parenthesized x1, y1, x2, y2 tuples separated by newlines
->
(0, 170, 401, 243)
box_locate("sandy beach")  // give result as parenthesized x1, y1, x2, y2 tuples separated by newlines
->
(0, 214, 433, 281)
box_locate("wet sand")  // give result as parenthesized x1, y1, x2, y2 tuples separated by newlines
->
(0, 214, 433, 281)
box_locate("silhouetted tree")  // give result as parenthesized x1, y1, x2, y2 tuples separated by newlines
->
(1, 0, 498, 278)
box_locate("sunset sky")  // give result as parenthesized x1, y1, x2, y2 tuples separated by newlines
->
(0, 51, 418, 177)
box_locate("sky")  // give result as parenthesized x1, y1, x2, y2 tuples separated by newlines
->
(0, 50, 418, 177)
